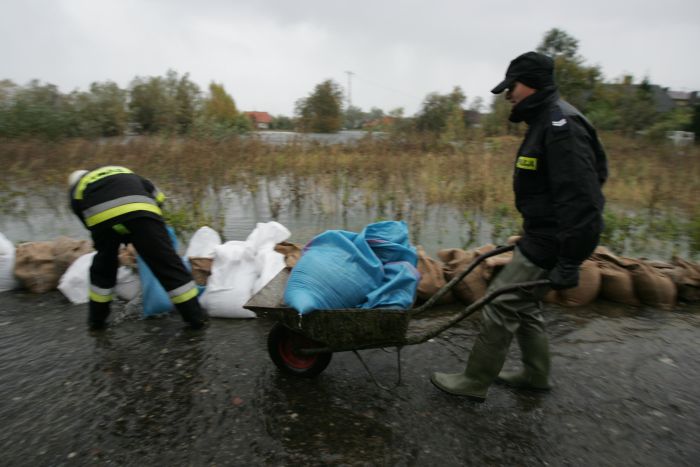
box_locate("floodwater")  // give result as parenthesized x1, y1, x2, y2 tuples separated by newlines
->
(251, 130, 377, 146)
(0, 177, 696, 261)
(1, 180, 699, 465)
(0, 180, 503, 257)
(1, 291, 698, 465)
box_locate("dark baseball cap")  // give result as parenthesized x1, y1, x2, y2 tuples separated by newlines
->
(491, 51, 555, 94)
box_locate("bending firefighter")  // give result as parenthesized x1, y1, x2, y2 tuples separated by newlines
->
(68, 166, 208, 330)
(431, 52, 607, 402)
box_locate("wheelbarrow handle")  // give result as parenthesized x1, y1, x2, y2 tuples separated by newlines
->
(407, 278, 552, 345)
(412, 244, 516, 313)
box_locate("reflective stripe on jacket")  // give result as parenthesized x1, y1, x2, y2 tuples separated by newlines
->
(70, 166, 166, 230)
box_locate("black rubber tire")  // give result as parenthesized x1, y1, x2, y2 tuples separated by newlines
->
(267, 323, 332, 378)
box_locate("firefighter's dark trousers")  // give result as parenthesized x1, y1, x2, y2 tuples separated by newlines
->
(88, 217, 207, 330)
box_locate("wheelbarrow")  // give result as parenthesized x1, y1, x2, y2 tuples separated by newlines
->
(244, 244, 550, 388)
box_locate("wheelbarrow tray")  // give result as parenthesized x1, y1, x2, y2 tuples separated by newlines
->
(245, 268, 474, 351)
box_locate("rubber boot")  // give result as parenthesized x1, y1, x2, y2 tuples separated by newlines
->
(176, 298, 209, 330)
(88, 301, 111, 331)
(496, 331, 551, 390)
(431, 320, 513, 402)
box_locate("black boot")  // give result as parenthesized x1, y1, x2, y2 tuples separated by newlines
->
(88, 301, 111, 331)
(176, 298, 209, 330)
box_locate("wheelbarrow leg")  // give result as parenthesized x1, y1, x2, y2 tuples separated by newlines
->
(352, 347, 404, 391)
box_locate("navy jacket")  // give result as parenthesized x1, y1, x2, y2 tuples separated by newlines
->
(509, 87, 607, 269)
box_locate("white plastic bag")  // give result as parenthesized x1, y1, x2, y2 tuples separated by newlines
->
(246, 221, 291, 250)
(199, 241, 258, 318)
(59, 252, 141, 304)
(247, 222, 290, 294)
(185, 226, 222, 258)
(253, 249, 286, 295)
(115, 266, 141, 301)
(58, 252, 96, 304)
(198, 222, 292, 318)
(0, 232, 19, 292)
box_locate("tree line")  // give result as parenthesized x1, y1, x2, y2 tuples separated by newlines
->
(1, 29, 698, 141)
(0, 70, 251, 139)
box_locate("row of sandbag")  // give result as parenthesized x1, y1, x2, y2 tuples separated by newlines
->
(0, 222, 294, 319)
(415, 242, 699, 309)
(4, 228, 700, 313)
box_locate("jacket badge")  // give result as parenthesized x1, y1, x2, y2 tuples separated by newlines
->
(552, 118, 567, 127)
(516, 156, 537, 170)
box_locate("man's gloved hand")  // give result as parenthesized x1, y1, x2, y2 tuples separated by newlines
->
(548, 259, 581, 290)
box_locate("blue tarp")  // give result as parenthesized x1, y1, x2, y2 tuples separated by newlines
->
(284, 221, 420, 314)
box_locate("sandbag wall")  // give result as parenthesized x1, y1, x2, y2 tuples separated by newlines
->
(0, 223, 290, 320)
(3, 236, 183, 296)
(3, 232, 700, 311)
(420, 244, 699, 309)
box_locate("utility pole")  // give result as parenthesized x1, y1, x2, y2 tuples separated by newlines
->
(345, 70, 355, 109)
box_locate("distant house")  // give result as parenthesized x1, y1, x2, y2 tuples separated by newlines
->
(667, 91, 698, 108)
(245, 111, 273, 129)
(650, 86, 677, 113)
(601, 83, 697, 113)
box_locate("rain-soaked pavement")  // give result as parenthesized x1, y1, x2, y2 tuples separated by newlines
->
(1, 290, 699, 466)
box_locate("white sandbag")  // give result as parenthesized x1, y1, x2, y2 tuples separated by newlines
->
(0, 232, 19, 292)
(115, 266, 141, 301)
(58, 252, 96, 304)
(199, 241, 257, 318)
(252, 249, 286, 295)
(59, 252, 141, 304)
(185, 226, 222, 258)
(246, 221, 291, 250)
(247, 222, 291, 294)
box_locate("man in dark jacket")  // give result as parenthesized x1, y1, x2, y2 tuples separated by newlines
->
(68, 166, 208, 331)
(431, 52, 607, 401)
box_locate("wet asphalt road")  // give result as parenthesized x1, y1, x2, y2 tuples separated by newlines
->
(0, 290, 699, 466)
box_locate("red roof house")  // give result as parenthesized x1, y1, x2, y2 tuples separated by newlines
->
(245, 111, 273, 129)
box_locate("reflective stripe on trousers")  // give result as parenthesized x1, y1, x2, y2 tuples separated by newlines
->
(89, 284, 113, 303)
(168, 281, 199, 304)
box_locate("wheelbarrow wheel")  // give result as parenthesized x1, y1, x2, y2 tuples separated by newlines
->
(267, 323, 332, 378)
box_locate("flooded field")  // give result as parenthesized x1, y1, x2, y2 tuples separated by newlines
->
(0, 175, 698, 262)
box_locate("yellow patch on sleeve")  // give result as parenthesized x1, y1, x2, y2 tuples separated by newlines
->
(516, 156, 538, 170)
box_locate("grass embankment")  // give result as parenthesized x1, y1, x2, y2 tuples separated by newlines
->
(0, 133, 698, 253)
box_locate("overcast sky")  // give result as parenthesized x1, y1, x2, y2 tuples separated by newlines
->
(2, 0, 699, 116)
